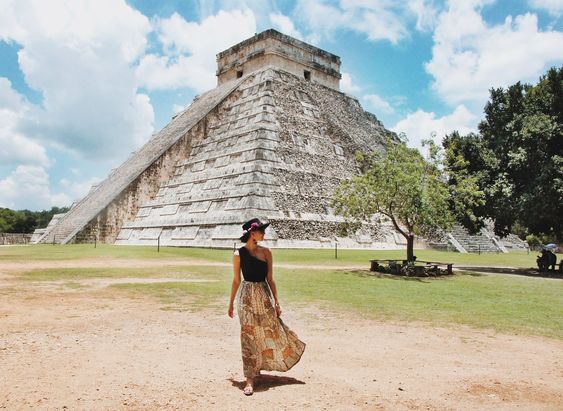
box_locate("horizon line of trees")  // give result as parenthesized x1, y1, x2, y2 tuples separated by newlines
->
(0, 207, 70, 234)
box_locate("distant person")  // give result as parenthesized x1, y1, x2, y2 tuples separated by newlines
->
(537, 248, 557, 272)
(227, 218, 305, 396)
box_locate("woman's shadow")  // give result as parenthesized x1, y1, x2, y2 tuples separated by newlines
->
(228, 374, 305, 393)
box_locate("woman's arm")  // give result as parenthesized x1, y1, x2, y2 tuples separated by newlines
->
(265, 248, 282, 317)
(228, 253, 241, 318)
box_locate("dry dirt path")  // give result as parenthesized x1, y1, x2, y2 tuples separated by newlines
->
(0, 260, 562, 410)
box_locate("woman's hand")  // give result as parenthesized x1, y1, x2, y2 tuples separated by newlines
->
(228, 304, 234, 318)
(275, 302, 282, 317)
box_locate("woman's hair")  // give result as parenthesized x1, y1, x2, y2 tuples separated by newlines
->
(240, 227, 265, 243)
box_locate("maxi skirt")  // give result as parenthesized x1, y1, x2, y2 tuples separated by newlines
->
(237, 281, 306, 378)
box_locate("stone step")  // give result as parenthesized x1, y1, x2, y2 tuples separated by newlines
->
(39, 74, 249, 244)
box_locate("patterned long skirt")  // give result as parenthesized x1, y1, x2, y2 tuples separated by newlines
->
(237, 281, 306, 378)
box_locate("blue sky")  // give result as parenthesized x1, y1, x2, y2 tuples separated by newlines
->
(0, 0, 562, 210)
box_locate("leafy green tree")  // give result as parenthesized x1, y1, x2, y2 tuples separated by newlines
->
(444, 67, 563, 239)
(0, 206, 69, 233)
(332, 139, 482, 261)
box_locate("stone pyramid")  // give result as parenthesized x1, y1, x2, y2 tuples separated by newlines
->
(36, 29, 397, 248)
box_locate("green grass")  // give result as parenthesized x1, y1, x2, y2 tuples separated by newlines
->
(0, 244, 542, 267)
(0, 244, 232, 261)
(275, 268, 563, 338)
(2, 245, 561, 337)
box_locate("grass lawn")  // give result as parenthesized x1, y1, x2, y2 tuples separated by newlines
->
(0, 244, 542, 268)
(3, 245, 562, 338)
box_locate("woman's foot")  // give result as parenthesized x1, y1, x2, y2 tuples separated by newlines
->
(243, 377, 254, 396)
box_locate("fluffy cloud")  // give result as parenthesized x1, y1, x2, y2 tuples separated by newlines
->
(270, 13, 305, 40)
(529, 0, 563, 16)
(296, 0, 406, 44)
(0, 78, 49, 166)
(392, 105, 478, 150)
(426, 3, 563, 106)
(363, 93, 395, 114)
(0, 0, 154, 159)
(136, 9, 256, 93)
(340, 72, 361, 94)
(0, 164, 101, 210)
(0, 165, 70, 209)
(295, 0, 437, 44)
(407, 0, 439, 31)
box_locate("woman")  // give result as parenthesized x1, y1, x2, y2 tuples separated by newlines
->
(228, 218, 305, 396)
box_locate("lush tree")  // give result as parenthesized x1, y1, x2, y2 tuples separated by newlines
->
(444, 67, 563, 240)
(332, 139, 482, 261)
(0, 206, 69, 233)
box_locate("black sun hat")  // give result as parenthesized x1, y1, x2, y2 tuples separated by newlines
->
(239, 218, 270, 241)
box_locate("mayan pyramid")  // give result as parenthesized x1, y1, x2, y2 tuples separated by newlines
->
(35, 29, 399, 248)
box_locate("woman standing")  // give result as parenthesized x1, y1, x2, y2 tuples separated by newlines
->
(228, 218, 305, 396)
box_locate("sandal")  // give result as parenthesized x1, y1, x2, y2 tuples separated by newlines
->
(243, 385, 254, 396)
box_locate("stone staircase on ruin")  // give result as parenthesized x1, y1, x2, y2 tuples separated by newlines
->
(37, 76, 246, 244)
(447, 225, 506, 253)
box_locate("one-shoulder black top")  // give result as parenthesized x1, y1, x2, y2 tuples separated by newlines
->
(239, 247, 268, 282)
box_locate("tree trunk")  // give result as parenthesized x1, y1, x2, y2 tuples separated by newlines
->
(406, 234, 415, 262)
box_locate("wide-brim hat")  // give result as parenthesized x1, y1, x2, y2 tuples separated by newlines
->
(239, 218, 270, 241)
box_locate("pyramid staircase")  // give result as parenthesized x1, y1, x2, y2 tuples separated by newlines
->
(37, 76, 246, 244)
(442, 225, 507, 253)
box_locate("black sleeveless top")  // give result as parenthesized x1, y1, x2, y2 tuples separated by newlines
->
(239, 247, 268, 282)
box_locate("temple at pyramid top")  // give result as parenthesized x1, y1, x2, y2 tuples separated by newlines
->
(216, 29, 342, 90)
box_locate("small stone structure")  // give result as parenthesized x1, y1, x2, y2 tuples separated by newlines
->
(429, 224, 529, 253)
(216, 29, 341, 90)
(34, 29, 398, 248)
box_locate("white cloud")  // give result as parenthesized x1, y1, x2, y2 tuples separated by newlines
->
(363, 93, 395, 114)
(340, 72, 361, 94)
(269, 13, 305, 40)
(59, 176, 101, 201)
(295, 0, 408, 44)
(172, 104, 186, 114)
(392, 105, 478, 150)
(0, 0, 154, 160)
(295, 0, 438, 44)
(407, 0, 439, 31)
(0, 163, 101, 210)
(0, 78, 50, 167)
(426, 4, 563, 106)
(137, 9, 256, 93)
(529, 0, 563, 17)
(0, 77, 24, 110)
(0, 165, 70, 210)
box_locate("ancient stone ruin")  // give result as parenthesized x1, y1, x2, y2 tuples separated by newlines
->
(33, 29, 401, 248)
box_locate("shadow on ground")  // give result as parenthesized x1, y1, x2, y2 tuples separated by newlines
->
(344, 269, 448, 282)
(344, 267, 563, 280)
(229, 374, 305, 393)
(455, 266, 563, 279)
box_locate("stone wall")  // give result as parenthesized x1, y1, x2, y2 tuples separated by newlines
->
(1, 233, 32, 245)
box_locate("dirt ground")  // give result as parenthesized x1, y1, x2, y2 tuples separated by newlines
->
(1, 260, 562, 410)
